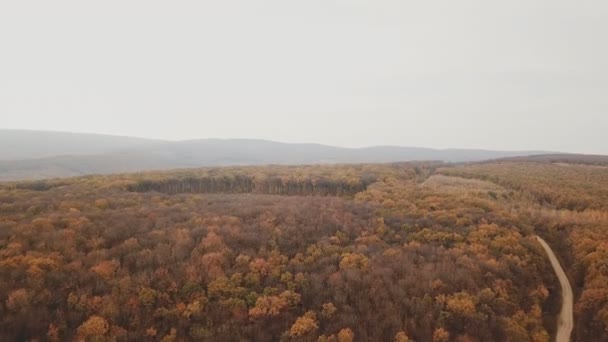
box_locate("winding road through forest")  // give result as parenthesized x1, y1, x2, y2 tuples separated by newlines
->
(536, 236, 573, 342)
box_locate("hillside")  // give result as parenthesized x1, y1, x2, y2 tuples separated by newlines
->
(0, 130, 550, 181)
(1, 159, 607, 340)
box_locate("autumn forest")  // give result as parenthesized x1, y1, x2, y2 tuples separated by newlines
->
(1, 157, 607, 341)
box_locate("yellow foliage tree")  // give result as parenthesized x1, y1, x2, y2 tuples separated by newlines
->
(76, 316, 109, 340)
(289, 311, 319, 337)
(433, 328, 449, 342)
(249, 295, 288, 319)
(337, 328, 355, 342)
(339, 253, 369, 270)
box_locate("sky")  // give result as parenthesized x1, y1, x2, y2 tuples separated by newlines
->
(1, 0, 607, 154)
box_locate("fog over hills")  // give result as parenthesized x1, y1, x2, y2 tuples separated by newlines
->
(0, 129, 552, 181)
(0, 129, 166, 160)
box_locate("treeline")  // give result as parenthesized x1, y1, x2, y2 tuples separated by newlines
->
(491, 154, 608, 166)
(126, 175, 373, 197)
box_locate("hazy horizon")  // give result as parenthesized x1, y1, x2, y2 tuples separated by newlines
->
(1, 1, 607, 154)
(0, 128, 563, 153)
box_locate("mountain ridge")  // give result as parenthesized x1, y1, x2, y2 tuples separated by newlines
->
(0, 129, 553, 181)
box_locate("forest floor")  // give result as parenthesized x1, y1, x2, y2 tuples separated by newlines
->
(536, 236, 574, 342)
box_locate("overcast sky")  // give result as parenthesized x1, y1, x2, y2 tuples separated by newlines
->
(1, 1, 607, 154)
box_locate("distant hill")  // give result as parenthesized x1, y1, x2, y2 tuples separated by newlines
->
(0, 129, 164, 160)
(0, 129, 552, 181)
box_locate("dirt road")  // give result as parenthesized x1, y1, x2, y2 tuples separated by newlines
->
(536, 236, 573, 342)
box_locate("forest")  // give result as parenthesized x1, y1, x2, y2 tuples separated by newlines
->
(0, 158, 607, 341)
